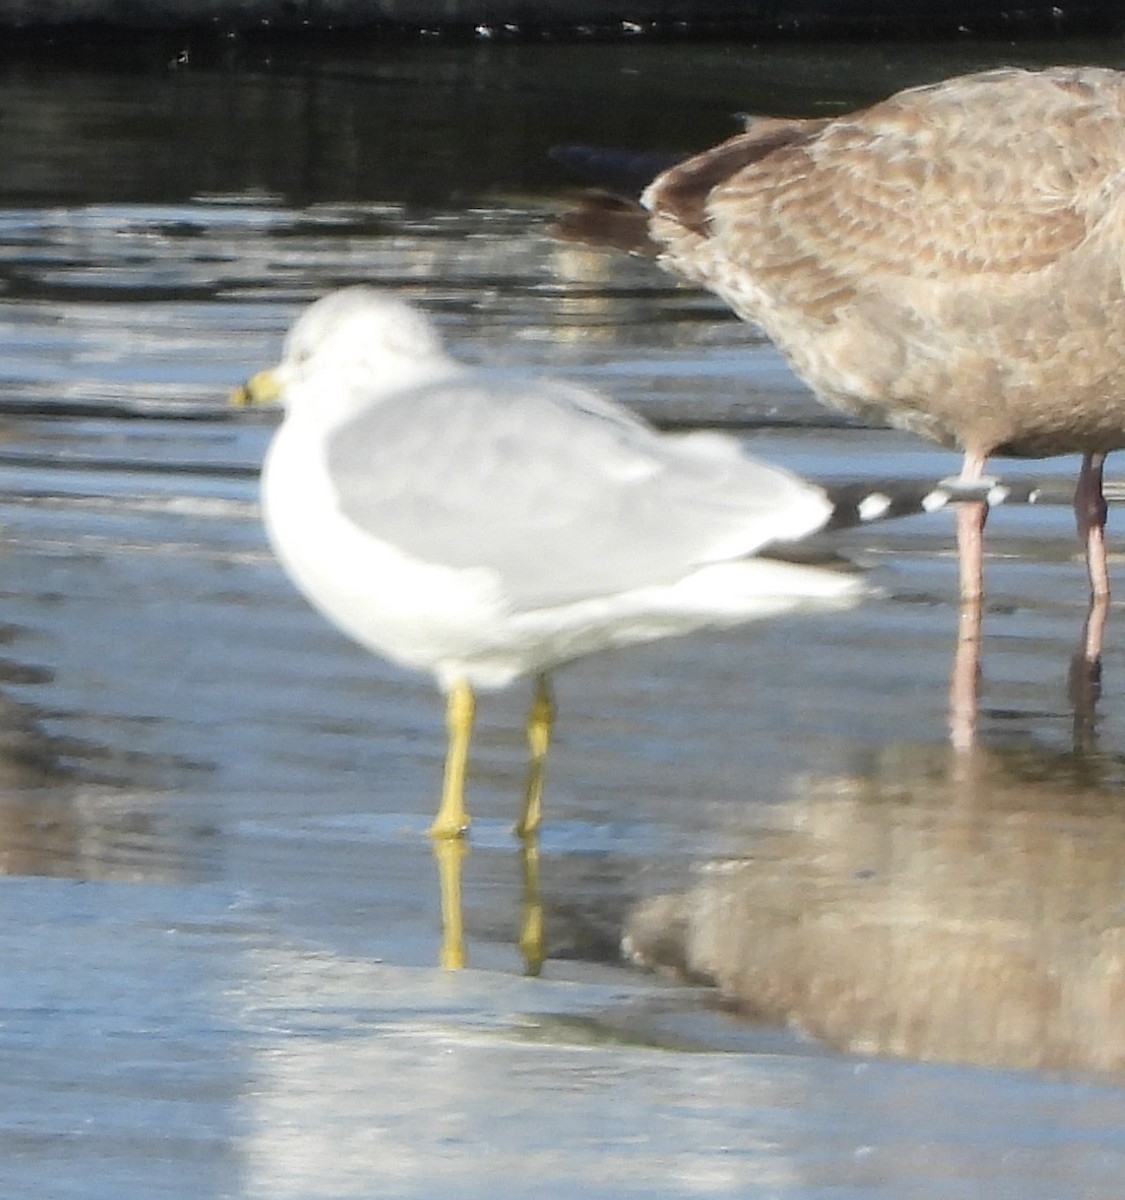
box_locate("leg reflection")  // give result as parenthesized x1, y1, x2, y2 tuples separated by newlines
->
(431, 832, 546, 973)
(948, 597, 983, 753)
(517, 835, 545, 977)
(433, 836, 468, 970)
(950, 589, 1111, 757)
(1070, 595, 1109, 753)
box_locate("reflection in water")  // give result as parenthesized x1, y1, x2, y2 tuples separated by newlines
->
(0, 653, 201, 882)
(433, 834, 546, 974)
(434, 837, 468, 971)
(951, 588, 1112, 753)
(625, 739, 1125, 1074)
(0, 785, 183, 881)
(1070, 596, 1110, 752)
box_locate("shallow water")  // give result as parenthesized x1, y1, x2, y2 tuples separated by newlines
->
(2, 35, 1125, 1200)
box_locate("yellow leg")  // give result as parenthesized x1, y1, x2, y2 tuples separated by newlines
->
(517, 835, 545, 977)
(429, 679, 474, 839)
(514, 675, 554, 838)
(432, 837, 468, 970)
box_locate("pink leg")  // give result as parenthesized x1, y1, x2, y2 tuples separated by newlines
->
(948, 450, 989, 751)
(954, 450, 989, 602)
(1072, 452, 1111, 693)
(1075, 451, 1110, 601)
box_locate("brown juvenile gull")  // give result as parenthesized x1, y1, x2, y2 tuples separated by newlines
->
(232, 286, 880, 842)
(554, 65, 1125, 608)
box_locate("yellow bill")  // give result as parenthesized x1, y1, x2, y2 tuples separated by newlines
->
(230, 367, 282, 409)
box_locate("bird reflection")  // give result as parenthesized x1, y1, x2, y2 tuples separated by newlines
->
(0, 678, 194, 883)
(624, 737, 1125, 1075)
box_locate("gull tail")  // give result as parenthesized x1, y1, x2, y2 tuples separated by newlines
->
(761, 475, 1047, 572)
(821, 475, 1046, 533)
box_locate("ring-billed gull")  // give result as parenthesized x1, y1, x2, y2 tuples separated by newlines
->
(553, 66, 1125, 612)
(233, 286, 869, 839)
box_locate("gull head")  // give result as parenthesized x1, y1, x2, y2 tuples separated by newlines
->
(232, 286, 457, 415)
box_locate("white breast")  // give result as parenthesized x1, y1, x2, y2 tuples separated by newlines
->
(261, 416, 508, 684)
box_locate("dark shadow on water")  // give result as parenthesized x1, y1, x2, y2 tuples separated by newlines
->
(5, 38, 1125, 208)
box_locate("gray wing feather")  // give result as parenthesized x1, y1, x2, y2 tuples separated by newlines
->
(326, 376, 828, 609)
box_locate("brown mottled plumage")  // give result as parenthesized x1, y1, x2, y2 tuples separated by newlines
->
(556, 67, 1125, 606)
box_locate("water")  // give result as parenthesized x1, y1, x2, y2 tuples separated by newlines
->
(1, 35, 1125, 1199)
